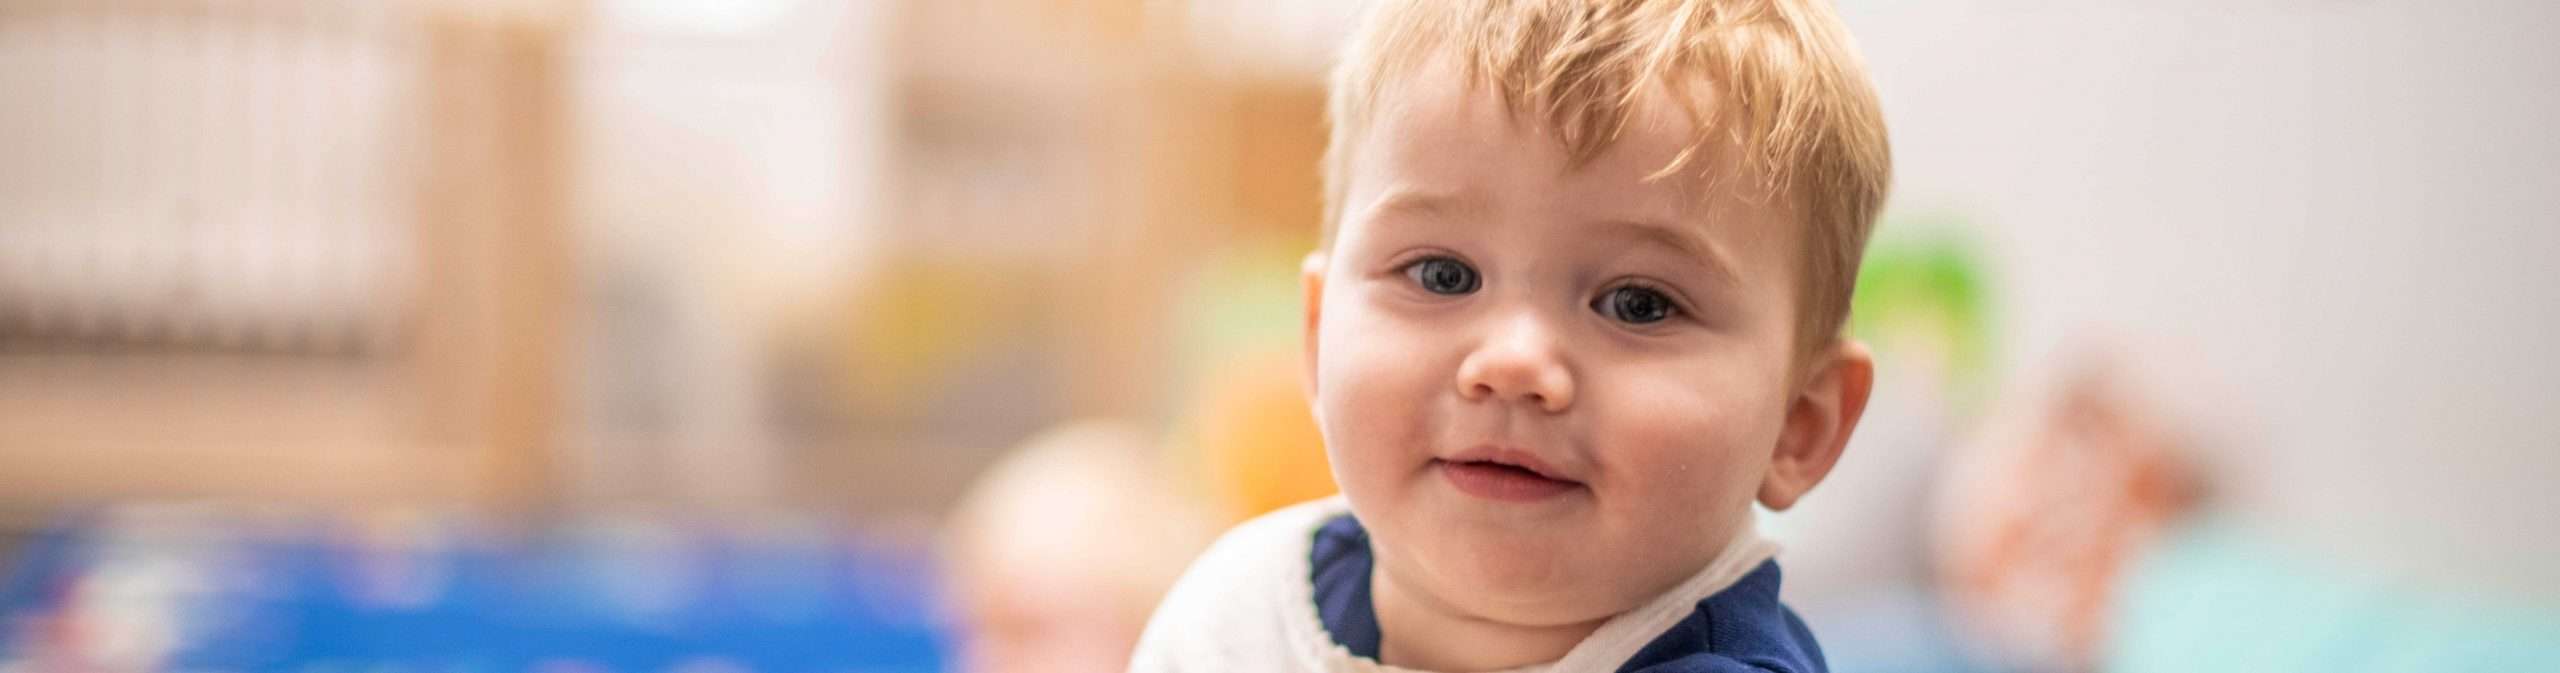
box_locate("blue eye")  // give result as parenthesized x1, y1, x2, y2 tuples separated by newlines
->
(1404, 257, 1480, 295)
(1594, 285, 1678, 324)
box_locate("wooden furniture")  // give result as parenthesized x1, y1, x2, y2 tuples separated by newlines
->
(0, 1, 575, 515)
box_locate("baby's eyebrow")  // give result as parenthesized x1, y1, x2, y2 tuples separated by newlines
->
(1597, 218, 1738, 284)
(1361, 185, 1484, 223)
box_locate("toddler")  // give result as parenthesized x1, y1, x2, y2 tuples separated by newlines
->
(1133, 1, 1889, 671)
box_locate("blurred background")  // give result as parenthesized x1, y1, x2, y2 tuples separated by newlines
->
(0, 1, 2553, 672)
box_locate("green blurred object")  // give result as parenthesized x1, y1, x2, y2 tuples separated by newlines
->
(1850, 218, 1992, 401)
(1167, 232, 1314, 366)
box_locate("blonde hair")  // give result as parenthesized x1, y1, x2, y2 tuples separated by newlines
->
(1322, 0, 1891, 355)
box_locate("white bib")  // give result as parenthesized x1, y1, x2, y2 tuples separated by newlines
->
(1128, 497, 1779, 673)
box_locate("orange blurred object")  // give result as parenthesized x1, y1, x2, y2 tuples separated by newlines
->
(1194, 349, 1336, 522)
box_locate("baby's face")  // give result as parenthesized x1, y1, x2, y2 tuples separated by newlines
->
(1304, 70, 1807, 626)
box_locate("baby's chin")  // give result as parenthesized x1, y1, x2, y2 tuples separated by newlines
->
(1372, 499, 1744, 626)
(1375, 514, 1674, 627)
(1394, 547, 1652, 628)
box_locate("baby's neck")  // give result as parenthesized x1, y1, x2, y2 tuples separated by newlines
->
(1371, 566, 1604, 671)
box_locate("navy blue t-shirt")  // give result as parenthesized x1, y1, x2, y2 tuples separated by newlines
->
(1311, 514, 1828, 673)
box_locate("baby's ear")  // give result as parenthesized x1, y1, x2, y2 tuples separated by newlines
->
(1758, 340, 1875, 511)
(1299, 251, 1330, 402)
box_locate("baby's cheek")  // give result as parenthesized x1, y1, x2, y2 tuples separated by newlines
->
(1315, 318, 1437, 478)
(1599, 373, 1774, 513)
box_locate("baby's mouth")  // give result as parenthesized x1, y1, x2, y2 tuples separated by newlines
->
(1448, 458, 1567, 480)
(1433, 457, 1583, 502)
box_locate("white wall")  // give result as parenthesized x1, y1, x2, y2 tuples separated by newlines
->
(1842, 0, 2560, 601)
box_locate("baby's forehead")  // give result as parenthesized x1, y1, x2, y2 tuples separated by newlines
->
(1349, 82, 1788, 236)
(1358, 70, 1768, 207)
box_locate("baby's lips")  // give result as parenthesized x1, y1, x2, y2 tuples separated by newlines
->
(1437, 456, 1586, 502)
(1442, 445, 1580, 483)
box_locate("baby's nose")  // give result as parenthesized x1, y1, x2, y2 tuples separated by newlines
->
(1454, 314, 1575, 413)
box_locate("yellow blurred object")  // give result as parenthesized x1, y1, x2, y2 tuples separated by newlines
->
(1194, 349, 1335, 522)
(827, 260, 1044, 418)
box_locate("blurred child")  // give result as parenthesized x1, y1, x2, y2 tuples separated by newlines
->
(1130, 0, 1891, 670)
(945, 422, 1217, 673)
(1934, 364, 2204, 671)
